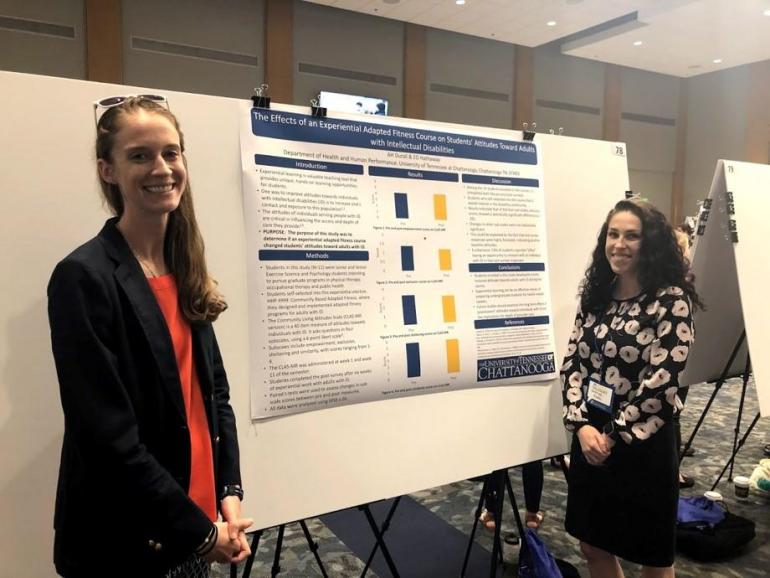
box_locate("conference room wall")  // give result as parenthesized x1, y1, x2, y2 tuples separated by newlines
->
(0, 0, 85, 79)
(744, 60, 770, 166)
(626, 169, 675, 217)
(1, 0, 767, 408)
(424, 27, 514, 130)
(532, 43, 605, 141)
(122, 0, 265, 99)
(619, 67, 679, 217)
(293, 0, 404, 116)
(683, 66, 750, 217)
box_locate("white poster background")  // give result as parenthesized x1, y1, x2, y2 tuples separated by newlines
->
(240, 103, 557, 418)
(727, 160, 770, 417)
(681, 159, 770, 418)
(1, 72, 631, 573)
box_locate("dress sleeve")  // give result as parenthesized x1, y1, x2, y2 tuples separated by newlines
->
(611, 289, 694, 445)
(48, 259, 212, 560)
(561, 305, 589, 432)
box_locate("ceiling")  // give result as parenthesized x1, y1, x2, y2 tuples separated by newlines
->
(305, 0, 770, 78)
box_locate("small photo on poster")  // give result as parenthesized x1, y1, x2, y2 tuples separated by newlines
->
(318, 91, 388, 115)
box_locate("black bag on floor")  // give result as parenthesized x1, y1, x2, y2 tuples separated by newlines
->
(676, 510, 756, 560)
(555, 558, 580, 578)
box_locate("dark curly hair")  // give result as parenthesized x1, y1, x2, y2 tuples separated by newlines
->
(580, 198, 703, 313)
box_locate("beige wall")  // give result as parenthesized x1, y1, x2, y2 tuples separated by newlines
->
(0, 0, 85, 79)
(683, 67, 750, 217)
(745, 60, 770, 166)
(122, 0, 264, 98)
(425, 28, 514, 129)
(293, 0, 404, 114)
(620, 68, 680, 215)
(533, 44, 605, 140)
(1, 0, 768, 220)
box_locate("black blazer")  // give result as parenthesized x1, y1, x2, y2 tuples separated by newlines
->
(48, 218, 241, 578)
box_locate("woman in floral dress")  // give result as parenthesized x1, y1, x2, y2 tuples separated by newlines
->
(561, 198, 702, 578)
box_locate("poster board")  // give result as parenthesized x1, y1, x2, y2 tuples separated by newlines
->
(0, 71, 628, 577)
(681, 160, 770, 417)
(729, 160, 770, 416)
(239, 103, 558, 418)
(680, 163, 747, 386)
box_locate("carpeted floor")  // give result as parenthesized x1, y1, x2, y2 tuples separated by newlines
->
(214, 376, 769, 577)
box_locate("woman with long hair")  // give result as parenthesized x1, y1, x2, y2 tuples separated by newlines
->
(561, 198, 702, 577)
(48, 96, 251, 577)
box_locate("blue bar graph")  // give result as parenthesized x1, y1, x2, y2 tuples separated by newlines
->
(402, 295, 417, 325)
(394, 193, 409, 218)
(406, 343, 421, 378)
(401, 246, 414, 271)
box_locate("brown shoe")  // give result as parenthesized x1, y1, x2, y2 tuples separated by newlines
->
(525, 510, 544, 530)
(479, 508, 496, 530)
(679, 473, 695, 489)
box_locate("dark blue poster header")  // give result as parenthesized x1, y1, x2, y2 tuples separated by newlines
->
(254, 153, 363, 175)
(369, 166, 458, 182)
(469, 263, 545, 273)
(251, 109, 538, 165)
(259, 250, 369, 261)
(474, 316, 550, 329)
(462, 174, 539, 188)
(477, 353, 555, 382)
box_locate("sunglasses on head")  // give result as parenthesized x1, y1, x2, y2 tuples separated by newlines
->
(93, 94, 169, 126)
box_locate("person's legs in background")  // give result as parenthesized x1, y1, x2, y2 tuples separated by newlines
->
(522, 460, 545, 529)
(477, 474, 497, 530)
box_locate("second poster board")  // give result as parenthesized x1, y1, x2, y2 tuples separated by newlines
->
(682, 160, 770, 417)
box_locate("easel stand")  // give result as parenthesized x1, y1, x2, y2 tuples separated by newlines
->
(461, 469, 528, 578)
(234, 500, 403, 578)
(711, 412, 761, 491)
(234, 519, 327, 578)
(727, 351, 753, 481)
(680, 331, 746, 462)
(679, 330, 760, 490)
(358, 499, 402, 578)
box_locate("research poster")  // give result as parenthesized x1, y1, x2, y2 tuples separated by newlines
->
(240, 103, 557, 418)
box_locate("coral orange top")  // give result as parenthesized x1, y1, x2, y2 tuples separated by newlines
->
(148, 274, 217, 522)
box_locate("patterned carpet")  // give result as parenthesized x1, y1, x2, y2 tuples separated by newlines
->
(213, 376, 769, 577)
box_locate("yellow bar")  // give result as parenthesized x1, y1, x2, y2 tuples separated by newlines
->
(446, 339, 460, 373)
(442, 295, 456, 323)
(433, 194, 447, 220)
(438, 248, 452, 271)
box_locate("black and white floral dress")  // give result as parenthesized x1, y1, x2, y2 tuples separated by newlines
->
(561, 286, 695, 567)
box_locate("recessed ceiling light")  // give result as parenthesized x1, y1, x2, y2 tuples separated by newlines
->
(713, 58, 722, 64)
(455, 0, 466, 5)
(764, 9, 770, 16)
(547, 20, 557, 27)
(633, 40, 643, 46)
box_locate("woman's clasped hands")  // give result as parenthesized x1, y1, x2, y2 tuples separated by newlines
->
(577, 425, 614, 466)
(205, 496, 254, 564)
